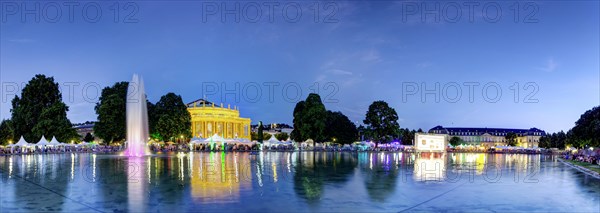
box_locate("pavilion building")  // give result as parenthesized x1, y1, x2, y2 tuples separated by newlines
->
(428, 125, 545, 148)
(186, 99, 251, 140)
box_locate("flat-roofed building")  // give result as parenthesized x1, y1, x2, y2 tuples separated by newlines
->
(429, 125, 545, 148)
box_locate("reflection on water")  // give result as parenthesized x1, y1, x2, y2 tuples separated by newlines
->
(0, 152, 598, 212)
(128, 157, 146, 212)
(414, 152, 447, 181)
(188, 152, 252, 204)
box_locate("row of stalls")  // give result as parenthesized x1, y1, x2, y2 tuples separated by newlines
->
(5, 136, 96, 153)
(188, 134, 258, 151)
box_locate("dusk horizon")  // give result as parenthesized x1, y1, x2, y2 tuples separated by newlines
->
(2, 1, 598, 134)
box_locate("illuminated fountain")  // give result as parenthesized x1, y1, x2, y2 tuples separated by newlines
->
(124, 74, 149, 157)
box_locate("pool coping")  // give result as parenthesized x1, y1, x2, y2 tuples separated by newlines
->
(558, 158, 600, 179)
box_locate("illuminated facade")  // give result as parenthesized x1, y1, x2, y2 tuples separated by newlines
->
(187, 99, 251, 140)
(414, 133, 448, 152)
(429, 126, 545, 148)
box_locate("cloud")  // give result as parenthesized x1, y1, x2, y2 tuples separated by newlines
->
(329, 69, 353, 76)
(361, 49, 382, 63)
(537, 58, 558, 72)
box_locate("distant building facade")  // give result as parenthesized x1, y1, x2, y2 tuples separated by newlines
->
(187, 99, 251, 140)
(429, 126, 545, 148)
(73, 123, 94, 138)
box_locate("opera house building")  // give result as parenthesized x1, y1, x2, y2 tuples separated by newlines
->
(186, 99, 251, 140)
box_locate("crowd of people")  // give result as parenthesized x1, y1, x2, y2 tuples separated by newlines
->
(447, 148, 546, 154)
(0, 145, 123, 155)
(563, 150, 600, 165)
(2, 142, 595, 159)
(150, 143, 260, 152)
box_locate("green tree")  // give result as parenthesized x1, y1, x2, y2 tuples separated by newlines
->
(569, 106, 600, 148)
(147, 100, 157, 135)
(505, 132, 518, 146)
(10, 74, 77, 142)
(0, 120, 14, 145)
(449, 136, 462, 147)
(399, 128, 416, 145)
(539, 135, 550, 149)
(153, 93, 191, 142)
(325, 111, 357, 144)
(291, 94, 327, 146)
(251, 131, 259, 141)
(258, 121, 264, 143)
(83, 133, 95, 142)
(32, 101, 79, 142)
(94, 82, 129, 143)
(554, 131, 567, 149)
(263, 132, 272, 140)
(274, 132, 289, 141)
(301, 94, 327, 146)
(291, 101, 306, 142)
(363, 101, 400, 147)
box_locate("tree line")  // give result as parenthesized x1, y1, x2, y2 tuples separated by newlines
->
(289, 93, 422, 147)
(93, 81, 191, 144)
(0, 75, 79, 144)
(4, 75, 595, 149)
(0, 75, 193, 145)
(539, 106, 599, 149)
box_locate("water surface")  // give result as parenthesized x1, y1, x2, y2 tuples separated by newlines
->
(0, 152, 598, 212)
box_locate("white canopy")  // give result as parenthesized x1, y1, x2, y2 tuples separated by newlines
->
(9, 136, 30, 147)
(204, 134, 225, 144)
(190, 137, 205, 144)
(190, 137, 206, 143)
(49, 136, 62, 146)
(264, 137, 281, 146)
(36, 136, 50, 147)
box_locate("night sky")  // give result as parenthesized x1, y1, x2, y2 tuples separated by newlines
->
(1, 1, 598, 133)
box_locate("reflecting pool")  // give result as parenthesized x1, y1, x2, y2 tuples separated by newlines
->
(0, 152, 598, 212)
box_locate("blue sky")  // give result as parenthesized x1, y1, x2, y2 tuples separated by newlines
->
(1, 1, 598, 133)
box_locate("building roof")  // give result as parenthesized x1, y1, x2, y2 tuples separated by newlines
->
(186, 98, 214, 108)
(74, 124, 95, 129)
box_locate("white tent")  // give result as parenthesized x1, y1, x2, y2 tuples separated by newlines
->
(9, 136, 30, 147)
(204, 134, 226, 144)
(264, 137, 281, 146)
(49, 136, 62, 146)
(190, 137, 205, 144)
(36, 136, 50, 147)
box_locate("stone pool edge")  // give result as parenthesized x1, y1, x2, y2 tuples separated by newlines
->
(558, 158, 600, 179)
